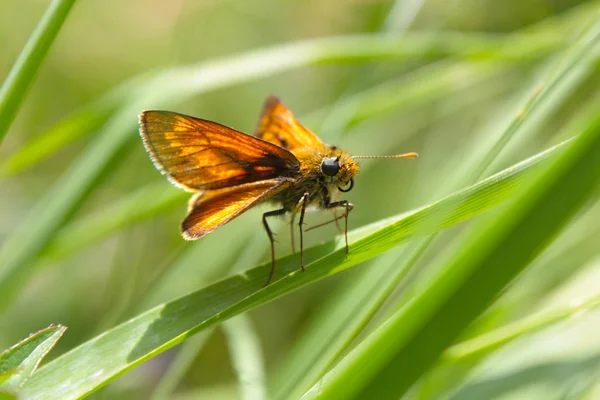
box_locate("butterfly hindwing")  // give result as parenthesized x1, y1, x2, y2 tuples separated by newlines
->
(181, 178, 291, 239)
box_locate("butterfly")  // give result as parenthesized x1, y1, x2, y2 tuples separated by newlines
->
(139, 97, 417, 285)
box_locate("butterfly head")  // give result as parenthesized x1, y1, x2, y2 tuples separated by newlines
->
(320, 148, 360, 193)
(319, 147, 420, 193)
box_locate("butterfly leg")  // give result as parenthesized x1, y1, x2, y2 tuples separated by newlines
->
(262, 208, 287, 286)
(324, 200, 354, 254)
(290, 212, 296, 254)
(297, 192, 310, 272)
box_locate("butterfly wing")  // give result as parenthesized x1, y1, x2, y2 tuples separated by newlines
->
(139, 110, 300, 191)
(181, 179, 291, 239)
(255, 96, 327, 152)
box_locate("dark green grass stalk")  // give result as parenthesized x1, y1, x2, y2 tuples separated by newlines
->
(0, 0, 77, 144)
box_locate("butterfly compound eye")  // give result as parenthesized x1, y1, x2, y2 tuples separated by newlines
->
(321, 157, 340, 177)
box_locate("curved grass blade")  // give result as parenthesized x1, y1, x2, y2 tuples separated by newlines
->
(21, 140, 568, 399)
(0, 325, 66, 396)
(0, 0, 77, 144)
(148, 221, 272, 399)
(301, 108, 600, 400)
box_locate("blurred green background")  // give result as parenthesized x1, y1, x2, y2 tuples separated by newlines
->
(1, 0, 600, 399)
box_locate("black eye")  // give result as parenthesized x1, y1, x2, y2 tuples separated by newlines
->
(321, 157, 339, 177)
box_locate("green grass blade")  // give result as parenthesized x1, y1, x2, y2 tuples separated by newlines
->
(302, 109, 600, 400)
(445, 291, 600, 361)
(21, 140, 567, 399)
(149, 329, 214, 400)
(471, 16, 600, 181)
(0, 0, 77, 144)
(148, 222, 275, 399)
(223, 316, 267, 400)
(0, 325, 66, 395)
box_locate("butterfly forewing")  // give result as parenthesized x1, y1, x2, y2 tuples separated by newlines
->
(181, 179, 292, 239)
(255, 96, 326, 152)
(140, 110, 300, 191)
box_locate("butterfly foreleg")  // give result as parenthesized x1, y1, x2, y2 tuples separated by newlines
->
(324, 199, 354, 254)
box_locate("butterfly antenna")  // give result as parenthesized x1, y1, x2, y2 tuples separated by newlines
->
(352, 152, 418, 160)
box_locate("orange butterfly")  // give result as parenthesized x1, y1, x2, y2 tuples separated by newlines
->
(139, 97, 417, 285)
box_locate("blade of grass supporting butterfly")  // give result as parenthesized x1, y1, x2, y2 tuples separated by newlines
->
(270, 240, 428, 400)
(0, 0, 77, 144)
(0, 325, 66, 396)
(272, 14, 600, 398)
(21, 141, 570, 399)
(96, 231, 261, 398)
(148, 224, 268, 399)
(3, 33, 499, 310)
(301, 106, 600, 400)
